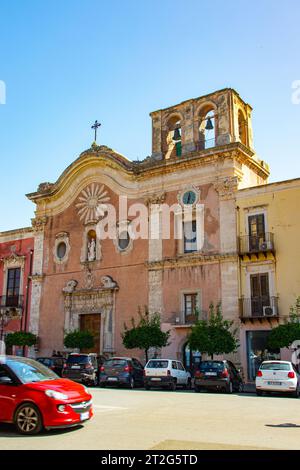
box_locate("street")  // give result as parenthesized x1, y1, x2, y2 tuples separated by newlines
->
(1, 387, 300, 450)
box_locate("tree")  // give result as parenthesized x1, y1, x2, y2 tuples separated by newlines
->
(64, 330, 94, 351)
(188, 303, 238, 359)
(5, 331, 37, 348)
(267, 297, 300, 350)
(122, 307, 170, 362)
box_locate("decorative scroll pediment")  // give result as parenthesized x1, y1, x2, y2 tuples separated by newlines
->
(2, 253, 26, 270)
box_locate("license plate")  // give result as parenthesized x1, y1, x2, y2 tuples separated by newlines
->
(71, 365, 81, 369)
(205, 372, 217, 376)
(80, 412, 89, 421)
(268, 381, 281, 385)
(151, 378, 161, 381)
(107, 377, 118, 382)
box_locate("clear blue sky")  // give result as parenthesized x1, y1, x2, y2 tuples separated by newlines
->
(0, 0, 299, 232)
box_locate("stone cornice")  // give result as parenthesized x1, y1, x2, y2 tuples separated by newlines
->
(150, 88, 252, 115)
(26, 142, 269, 208)
(146, 253, 238, 270)
(26, 146, 135, 203)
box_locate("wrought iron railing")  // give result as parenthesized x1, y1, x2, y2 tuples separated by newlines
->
(239, 296, 279, 319)
(0, 295, 24, 309)
(169, 311, 205, 326)
(239, 232, 274, 255)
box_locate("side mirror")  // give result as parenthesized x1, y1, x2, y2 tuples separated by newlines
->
(0, 376, 13, 385)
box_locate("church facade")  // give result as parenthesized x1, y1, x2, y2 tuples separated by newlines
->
(26, 88, 274, 378)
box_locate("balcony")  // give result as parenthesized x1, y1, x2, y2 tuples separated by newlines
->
(168, 312, 203, 327)
(0, 295, 24, 310)
(239, 296, 279, 322)
(239, 233, 275, 256)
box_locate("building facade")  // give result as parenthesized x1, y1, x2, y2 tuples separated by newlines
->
(26, 88, 277, 379)
(236, 177, 300, 381)
(0, 228, 34, 354)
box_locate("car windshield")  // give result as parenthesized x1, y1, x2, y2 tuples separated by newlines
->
(37, 358, 52, 367)
(147, 360, 169, 368)
(104, 359, 127, 367)
(260, 363, 291, 371)
(199, 361, 224, 371)
(6, 358, 58, 383)
(66, 355, 89, 364)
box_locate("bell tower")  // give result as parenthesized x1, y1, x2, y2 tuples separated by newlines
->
(150, 88, 254, 161)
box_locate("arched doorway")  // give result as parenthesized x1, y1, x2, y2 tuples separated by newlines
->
(183, 343, 201, 373)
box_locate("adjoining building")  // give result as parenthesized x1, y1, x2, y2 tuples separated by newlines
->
(236, 177, 300, 381)
(0, 227, 34, 354)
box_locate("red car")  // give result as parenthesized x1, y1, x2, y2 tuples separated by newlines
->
(0, 355, 93, 435)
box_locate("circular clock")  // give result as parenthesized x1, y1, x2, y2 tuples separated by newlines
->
(182, 190, 197, 205)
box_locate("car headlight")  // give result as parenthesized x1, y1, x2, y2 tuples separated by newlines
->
(45, 389, 68, 400)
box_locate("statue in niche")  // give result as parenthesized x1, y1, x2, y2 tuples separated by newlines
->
(87, 237, 96, 261)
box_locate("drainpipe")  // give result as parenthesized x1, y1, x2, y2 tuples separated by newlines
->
(22, 249, 34, 356)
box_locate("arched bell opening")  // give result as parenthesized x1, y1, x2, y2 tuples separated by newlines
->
(163, 115, 182, 159)
(238, 110, 248, 146)
(198, 104, 217, 150)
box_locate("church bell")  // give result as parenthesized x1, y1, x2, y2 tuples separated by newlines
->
(205, 117, 214, 130)
(172, 127, 181, 141)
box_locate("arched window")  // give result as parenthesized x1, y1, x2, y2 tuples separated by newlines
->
(164, 115, 182, 159)
(198, 105, 216, 150)
(238, 110, 247, 146)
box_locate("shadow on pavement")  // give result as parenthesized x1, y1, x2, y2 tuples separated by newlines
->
(0, 423, 83, 438)
(265, 423, 300, 428)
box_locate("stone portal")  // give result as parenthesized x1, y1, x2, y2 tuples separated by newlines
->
(63, 276, 118, 354)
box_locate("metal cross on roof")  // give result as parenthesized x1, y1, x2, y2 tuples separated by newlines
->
(91, 120, 101, 142)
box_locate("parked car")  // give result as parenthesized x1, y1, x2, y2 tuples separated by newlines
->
(144, 359, 191, 391)
(194, 360, 243, 393)
(62, 353, 98, 386)
(99, 357, 144, 388)
(0, 355, 93, 435)
(255, 360, 300, 397)
(36, 356, 66, 376)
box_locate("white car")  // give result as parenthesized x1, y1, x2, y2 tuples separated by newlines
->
(144, 359, 191, 391)
(256, 360, 300, 397)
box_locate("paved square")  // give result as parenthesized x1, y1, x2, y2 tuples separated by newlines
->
(1, 388, 300, 450)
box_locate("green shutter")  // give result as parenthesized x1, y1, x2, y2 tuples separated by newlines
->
(175, 141, 182, 157)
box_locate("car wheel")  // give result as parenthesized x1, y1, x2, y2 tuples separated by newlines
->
(129, 377, 135, 389)
(291, 388, 300, 398)
(145, 385, 151, 391)
(256, 389, 263, 396)
(187, 378, 192, 390)
(226, 381, 233, 394)
(170, 380, 177, 391)
(91, 375, 98, 387)
(14, 403, 43, 435)
(194, 385, 201, 393)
